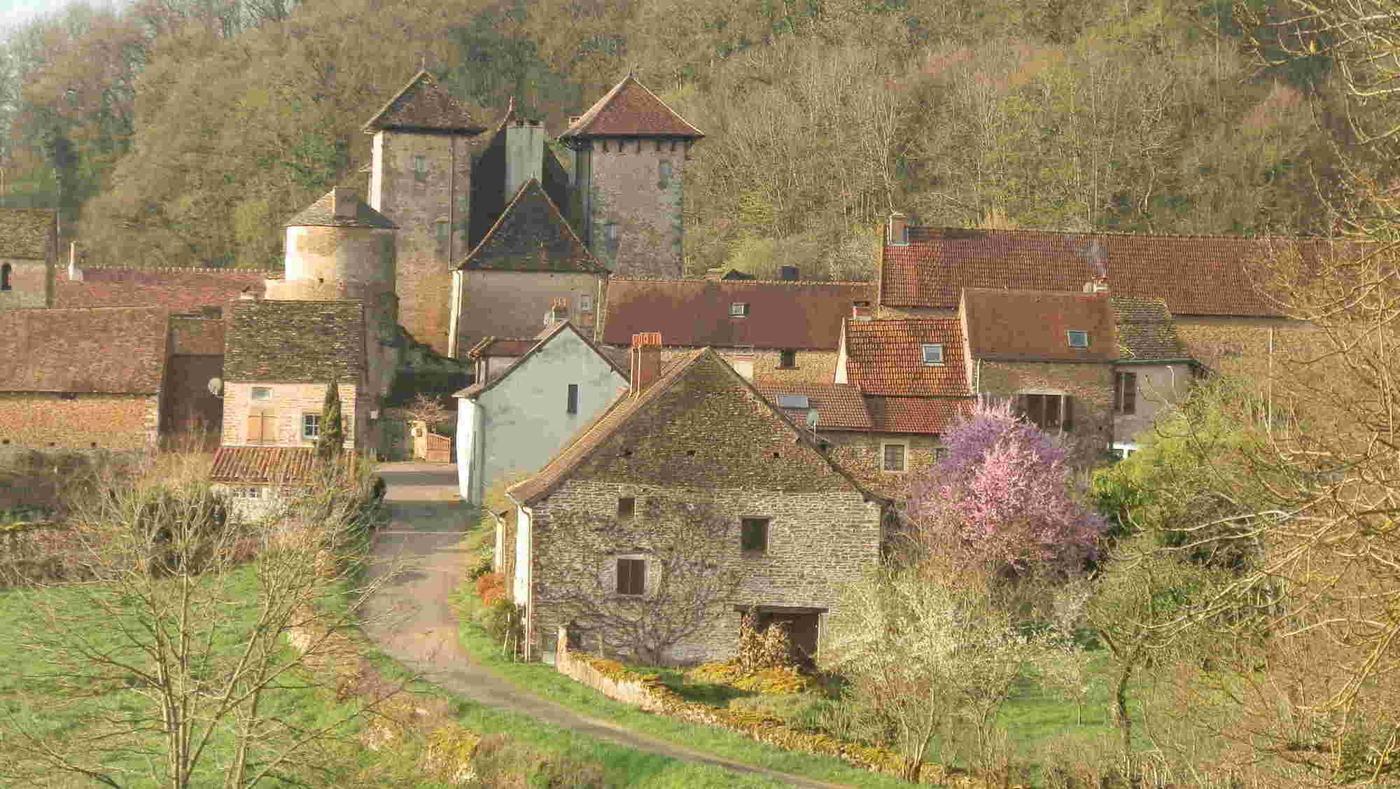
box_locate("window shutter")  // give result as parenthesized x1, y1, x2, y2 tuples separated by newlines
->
(247, 414, 262, 443)
(1125, 373, 1137, 416)
(1112, 374, 1122, 413)
(1062, 396, 1074, 431)
(1015, 394, 1028, 419)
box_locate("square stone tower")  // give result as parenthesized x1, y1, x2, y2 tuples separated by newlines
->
(558, 75, 703, 280)
(364, 70, 485, 354)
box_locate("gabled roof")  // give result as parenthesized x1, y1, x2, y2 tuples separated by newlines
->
(287, 189, 396, 229)
(456, 179, 605, 273)
(0, 208, 56, 259)
(754, 381, 873, 431)
(842, 318, 971, 398)
(961, 288, 1116, 363)
(865, 396, 972, 435)
(363, 70, 486, 135)
(881, 226, 1359, 317)
(602, 279, 873, 351)
(210, 446, 318, 484)
(559, 74, 703, 140)
(0, 307, 169, 394)
(56, 266, 271, 311)
(508, 349, 883, 505)
(468, 336, 539, 360)
(224, 300, 365, 384)
(1112, 296, 1188, 361)
(454, 320, 628, 400)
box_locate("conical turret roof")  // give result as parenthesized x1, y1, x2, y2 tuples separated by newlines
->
(286, 188, 396, 229)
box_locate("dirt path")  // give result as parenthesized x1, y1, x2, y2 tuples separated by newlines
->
(360, 462, 847, 789)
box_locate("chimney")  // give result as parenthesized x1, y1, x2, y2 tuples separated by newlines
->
(1082, 277, 1109, 294)
(543, 297, 569, 327)
(67, 241, 82, 282)
(331, 187, 357, 221)
(778, 265, 799, 281)
(630, 332, 662, 396)
(887, 212, 909, 246)
(851, 302, 872, 322)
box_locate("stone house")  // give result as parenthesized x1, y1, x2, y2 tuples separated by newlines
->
(220, 299, 368, 453)
(57, 263, 269, 310)
(1109, 296, 1194, 457)
(455, 320, 628, 505)
(558, 74, 703, 280)
(0, 307, 170, 451)
(0, 208, 57, 312)
(506, 337, 887, 665)
(448, 179, 608, 359)
(601, 278, 874, 384)
(209, 445, 318, 520)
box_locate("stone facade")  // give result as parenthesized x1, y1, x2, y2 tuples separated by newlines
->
(451, 270, 604, 357)
(1111, 362, 1194, 448)
(977, 360, 1114, 466)
(822, 432, 943, 501)
(0, 393, 159, 450)
(0, 258, 52, 311)
(657, 348, 840, 385)
(1174, 316, 1318, 381)
(369, 129, 477, 353)
(221, 381, 363, 452)
(570, 138, 691, 279)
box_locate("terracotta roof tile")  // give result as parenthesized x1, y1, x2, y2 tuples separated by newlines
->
(961, 288, 1116, 363)
(363, 70, 486, 134)
(210, 446, 318, 484)
(603, 279, 873, 351)
(1111, 296, 1187, 361)
(843, 318, 970, 397)
(0, 208, 56, 259)
(755, 381, 873, 431)
(287, 188, 396, 229)
(882, 227, 1358, 317)
(0, 307, 168, 394)
(56, 266, 270, 311)
(865, 396, 972, 435)
(560, 75, 703, 139)
(456, 180, 604, 273)
(468, 336, 538, 359)
(224, 300, 365, 384)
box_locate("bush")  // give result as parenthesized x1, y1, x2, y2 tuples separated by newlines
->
(689, 660, 813, 695)
(476, 598, 522, 653)
(475, 571, 506, 606)
(736, 613, 798, 672)
(469, 733, 606, 788)
(466, 550, 493, 581)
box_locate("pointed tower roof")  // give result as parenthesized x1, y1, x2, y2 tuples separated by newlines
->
(363, 70, 486, 135)
(559, 74, 703, 140)
(287, 188, 396, 229)
(455, 179, 607, 273)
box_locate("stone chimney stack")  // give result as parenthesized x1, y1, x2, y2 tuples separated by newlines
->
(887, 212, 909, 246)
(331, 187, 357, 221)
(630, 332, 662, 397)
(1082, 278, 1109, 294)
(67, 241, 82, 282)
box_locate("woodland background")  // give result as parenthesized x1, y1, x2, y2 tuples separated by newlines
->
(0, 0, 1380, 279)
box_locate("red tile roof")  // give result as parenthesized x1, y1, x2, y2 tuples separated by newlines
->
(468, 336, 538, 359)
(363, 70, 486, 135)
(866, 396, 972, 435)
(843, 318, 971, 397)
(56, 266, 270, 311)
(603, 279, 873, 351)
(210, 446, 318, 484)
(881, 227, 1355, 317)
(961, 288, 1116, 363)
(755, 381, 874, 431)
(0, 307, 169, 394)
(559, 75, 703, 139)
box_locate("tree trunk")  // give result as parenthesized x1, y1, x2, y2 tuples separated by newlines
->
(1112, 661, 1134, 766)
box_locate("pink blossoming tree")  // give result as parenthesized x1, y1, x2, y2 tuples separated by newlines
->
(908, 399, 1104, 575)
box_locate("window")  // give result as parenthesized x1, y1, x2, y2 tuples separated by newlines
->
(579, 293, 594, 312)
(413, 154, 428, 182)
(729, 302, 749, 318)
(1114, 371, 1138, 415)
(233, 487, 262, 500)
(566, 384, 579, 415)
(251, 386, 272, 402)
(246, 411, 276, 444)
(603, 222, 619, 247)
(616, 558, 646, 596)
(0, 263, 10, 291)
(921, 343, 944, 366)
(741, 517, 770, 554)
(617, 496, 635, 518)
(1019, 394, 1073, 432)
(302, 413, 321, 440)
(658, 160, 673, 188)
(1067, 330, 1090, 349)
(435, 219, 450, 243)
(778, 350, 796, 368)
(882, 442, 907, 473)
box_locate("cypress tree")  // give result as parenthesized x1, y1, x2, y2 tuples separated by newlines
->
(317, 381, 344, 460)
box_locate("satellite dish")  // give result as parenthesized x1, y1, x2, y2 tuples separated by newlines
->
(805, 408, 819, 432)
(207, 377, 223, 397)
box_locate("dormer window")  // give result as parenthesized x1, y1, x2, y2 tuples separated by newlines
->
(1067, 330, 1089, 349)
(730, 302, 749, 318)
(921, 343, 944, 365)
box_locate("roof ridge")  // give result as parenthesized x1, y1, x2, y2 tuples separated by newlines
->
(76, 265, 279, 275)
(560, 74, 704, 139)
(903, 225, 1358, 244)
(455, 178, 605, 273)
(608, 278, 872, 286)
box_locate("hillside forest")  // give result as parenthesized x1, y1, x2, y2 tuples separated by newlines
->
(0, 0, 1386, 278)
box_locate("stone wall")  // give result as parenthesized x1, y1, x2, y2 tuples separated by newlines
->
(451, 270, 604, 359)
(1175, 316, 1318, 381)
(1112, 362, 1194, 446)
(554, 628, 669, 711)
(823, 431, 942, 500)
(221, 381, 363, 451)
(524, 479, 882, 665)
(0, 258, 51, 311)
(652, 348, 840, 385)
(370, 129, 478, 354)
(573, 139, 691, 280)
(977, 360, 1114, 467)
(0, 393, 159, 450)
